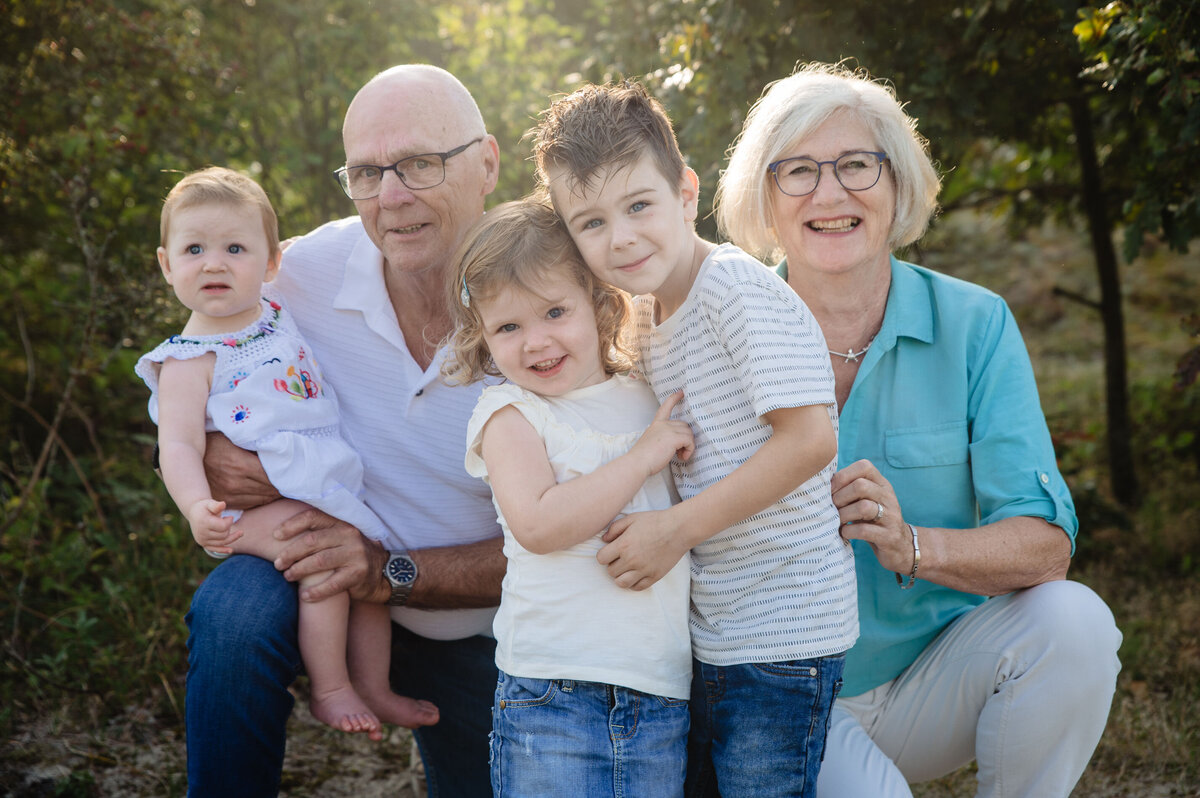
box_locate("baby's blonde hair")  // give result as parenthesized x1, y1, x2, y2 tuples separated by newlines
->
(443, 197, 635, 385)
(160, 166, 281, 255)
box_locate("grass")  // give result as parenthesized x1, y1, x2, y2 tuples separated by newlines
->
(2, 214, 1197, 796)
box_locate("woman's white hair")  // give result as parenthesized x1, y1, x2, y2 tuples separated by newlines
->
(716, 62, 941, 261)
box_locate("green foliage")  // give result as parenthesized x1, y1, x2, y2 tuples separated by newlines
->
(1076, 0, 1200, 261)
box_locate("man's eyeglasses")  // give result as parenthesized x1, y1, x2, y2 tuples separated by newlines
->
(334, 138, 483, 200)
(767, 151, 889, 197)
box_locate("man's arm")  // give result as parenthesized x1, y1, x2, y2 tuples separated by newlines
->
(203, 431, 280, 509)
(272, 507, 505, 606)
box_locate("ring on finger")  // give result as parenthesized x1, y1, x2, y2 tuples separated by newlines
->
(872, 501, 885, 522)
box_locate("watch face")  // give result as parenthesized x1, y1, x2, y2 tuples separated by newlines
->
(386, 555, 417, 585)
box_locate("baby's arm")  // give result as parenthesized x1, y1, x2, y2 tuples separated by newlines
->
(481, 392, 693, 555)
(599, 402, 836, 589)
(157, 354, 241, 553)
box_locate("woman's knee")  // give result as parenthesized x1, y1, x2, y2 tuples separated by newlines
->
(1011, 580, 1122, 683)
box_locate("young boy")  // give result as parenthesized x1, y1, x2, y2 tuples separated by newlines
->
(532, 82, 858, 796)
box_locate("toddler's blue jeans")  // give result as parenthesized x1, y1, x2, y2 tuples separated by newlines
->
(489, 671, 690, 797)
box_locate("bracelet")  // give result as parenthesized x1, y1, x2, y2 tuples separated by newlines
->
(895, 524, 921, 589)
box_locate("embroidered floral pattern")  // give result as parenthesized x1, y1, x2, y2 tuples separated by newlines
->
(231, 405, 251, 423)
(274, 364, 322, 400)
(229, 370, 249, 389)
(169, 299, 283, 349)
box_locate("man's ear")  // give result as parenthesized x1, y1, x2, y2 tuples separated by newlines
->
(680, 167, 701, 223)
(263, 248, 283, 283)
(157, 247, 173, 285)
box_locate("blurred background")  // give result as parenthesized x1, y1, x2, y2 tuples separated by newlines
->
(1, 0, 1196, 794)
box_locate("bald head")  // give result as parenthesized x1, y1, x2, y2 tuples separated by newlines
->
(344, 65, 486, 149)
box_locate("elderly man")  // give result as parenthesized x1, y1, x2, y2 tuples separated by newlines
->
(185, 65, 506, 797)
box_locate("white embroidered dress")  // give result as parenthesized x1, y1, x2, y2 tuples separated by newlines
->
(136, 288, 390, 543)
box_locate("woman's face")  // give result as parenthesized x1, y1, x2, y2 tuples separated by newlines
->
(769, 111, 895, 280)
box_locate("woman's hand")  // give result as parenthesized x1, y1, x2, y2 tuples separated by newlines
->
(203, 432, 280, 509)
(831, 459, 917, 576)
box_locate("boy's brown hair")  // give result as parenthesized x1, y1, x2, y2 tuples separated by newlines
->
(160, 166, 280, 255)
(442, 197, 635, 385)
(531, 81, 687, 202)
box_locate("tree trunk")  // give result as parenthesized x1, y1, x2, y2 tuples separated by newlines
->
(1067, 89, 1140, 506)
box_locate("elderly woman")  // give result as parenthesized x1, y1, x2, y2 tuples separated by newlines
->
(715, 62, 1122, 797)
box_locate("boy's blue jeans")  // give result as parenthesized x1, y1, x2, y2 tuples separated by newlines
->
(489, 671, 689, 797)
(685, 654, 845, 798)
(184, 555, 497, 797)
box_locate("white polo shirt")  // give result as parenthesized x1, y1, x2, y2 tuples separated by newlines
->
(273, 216, 501, 640)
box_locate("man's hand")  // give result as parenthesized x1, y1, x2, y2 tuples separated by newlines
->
(272, 506, 387, 603)
(203, 432, 279, 509)
(597, 509, 690, 591)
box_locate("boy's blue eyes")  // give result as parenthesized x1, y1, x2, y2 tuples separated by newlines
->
(187, 244, 203, 255)
(579, 200, 649, 230)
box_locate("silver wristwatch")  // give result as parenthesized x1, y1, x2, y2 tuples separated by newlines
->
(384, 552, 418, 607)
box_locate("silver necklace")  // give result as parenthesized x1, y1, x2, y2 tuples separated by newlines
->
(829, 338, 873, 364)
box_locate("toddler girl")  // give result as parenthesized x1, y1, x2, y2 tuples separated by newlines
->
(444, 199, 694, 796)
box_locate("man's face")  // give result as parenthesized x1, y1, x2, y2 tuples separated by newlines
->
(342, 77, 498, 276)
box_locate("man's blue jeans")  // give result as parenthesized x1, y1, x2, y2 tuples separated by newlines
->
(489, 671, 689, 797)
(185, 555, 497, 797)
(685, 654, 844, 798)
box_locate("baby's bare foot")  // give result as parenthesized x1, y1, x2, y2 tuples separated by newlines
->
(310, 685, 384, 741)
(361, 688, 440, 729)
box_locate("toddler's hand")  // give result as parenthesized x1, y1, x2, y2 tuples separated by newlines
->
(630, 392, 694, 476)
(186, 498, 242, 554)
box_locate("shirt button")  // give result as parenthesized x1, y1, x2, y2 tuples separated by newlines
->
(1040, 473, 1049, 484)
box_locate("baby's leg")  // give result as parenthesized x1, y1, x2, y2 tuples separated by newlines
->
(222, 498, 310, 562)
(298, 577, 382, 739)
(348, 601, 440, 728)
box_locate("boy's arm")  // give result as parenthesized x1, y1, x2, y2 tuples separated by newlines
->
(482, 397, 692, 555)
(598, 403, 836, 590)
(157, 355, 239, 548)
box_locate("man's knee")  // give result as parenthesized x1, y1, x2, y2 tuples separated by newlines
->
(187, 555, 298, 660)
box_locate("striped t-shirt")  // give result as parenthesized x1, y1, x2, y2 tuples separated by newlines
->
(634, 243, 858, 665)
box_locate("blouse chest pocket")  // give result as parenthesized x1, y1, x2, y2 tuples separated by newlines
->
(884, 420, 969, 468)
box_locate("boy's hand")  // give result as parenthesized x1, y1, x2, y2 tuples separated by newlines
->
(186, 498, 242, 553)
(628, 391, 694, 476)
(597, 509, 690, 591)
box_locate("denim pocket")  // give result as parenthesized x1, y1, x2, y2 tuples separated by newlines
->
(496, 675, 558, 709)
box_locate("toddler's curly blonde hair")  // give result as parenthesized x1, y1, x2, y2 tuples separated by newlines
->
(442, 197, 635, 385)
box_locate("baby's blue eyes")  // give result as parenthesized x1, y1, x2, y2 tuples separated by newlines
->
(630, 201, 648, 213)
(547, 307, 565, 319)
(184, 243, 245, 254)
(498, 323, 518, 333)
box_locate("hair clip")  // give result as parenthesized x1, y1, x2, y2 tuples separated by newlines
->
(460, 277, 471, 308)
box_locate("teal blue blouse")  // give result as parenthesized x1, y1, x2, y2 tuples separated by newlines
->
(779, 255, 1077, 696)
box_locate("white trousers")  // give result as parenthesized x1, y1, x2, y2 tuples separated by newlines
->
(816, 580, 1122, 798)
